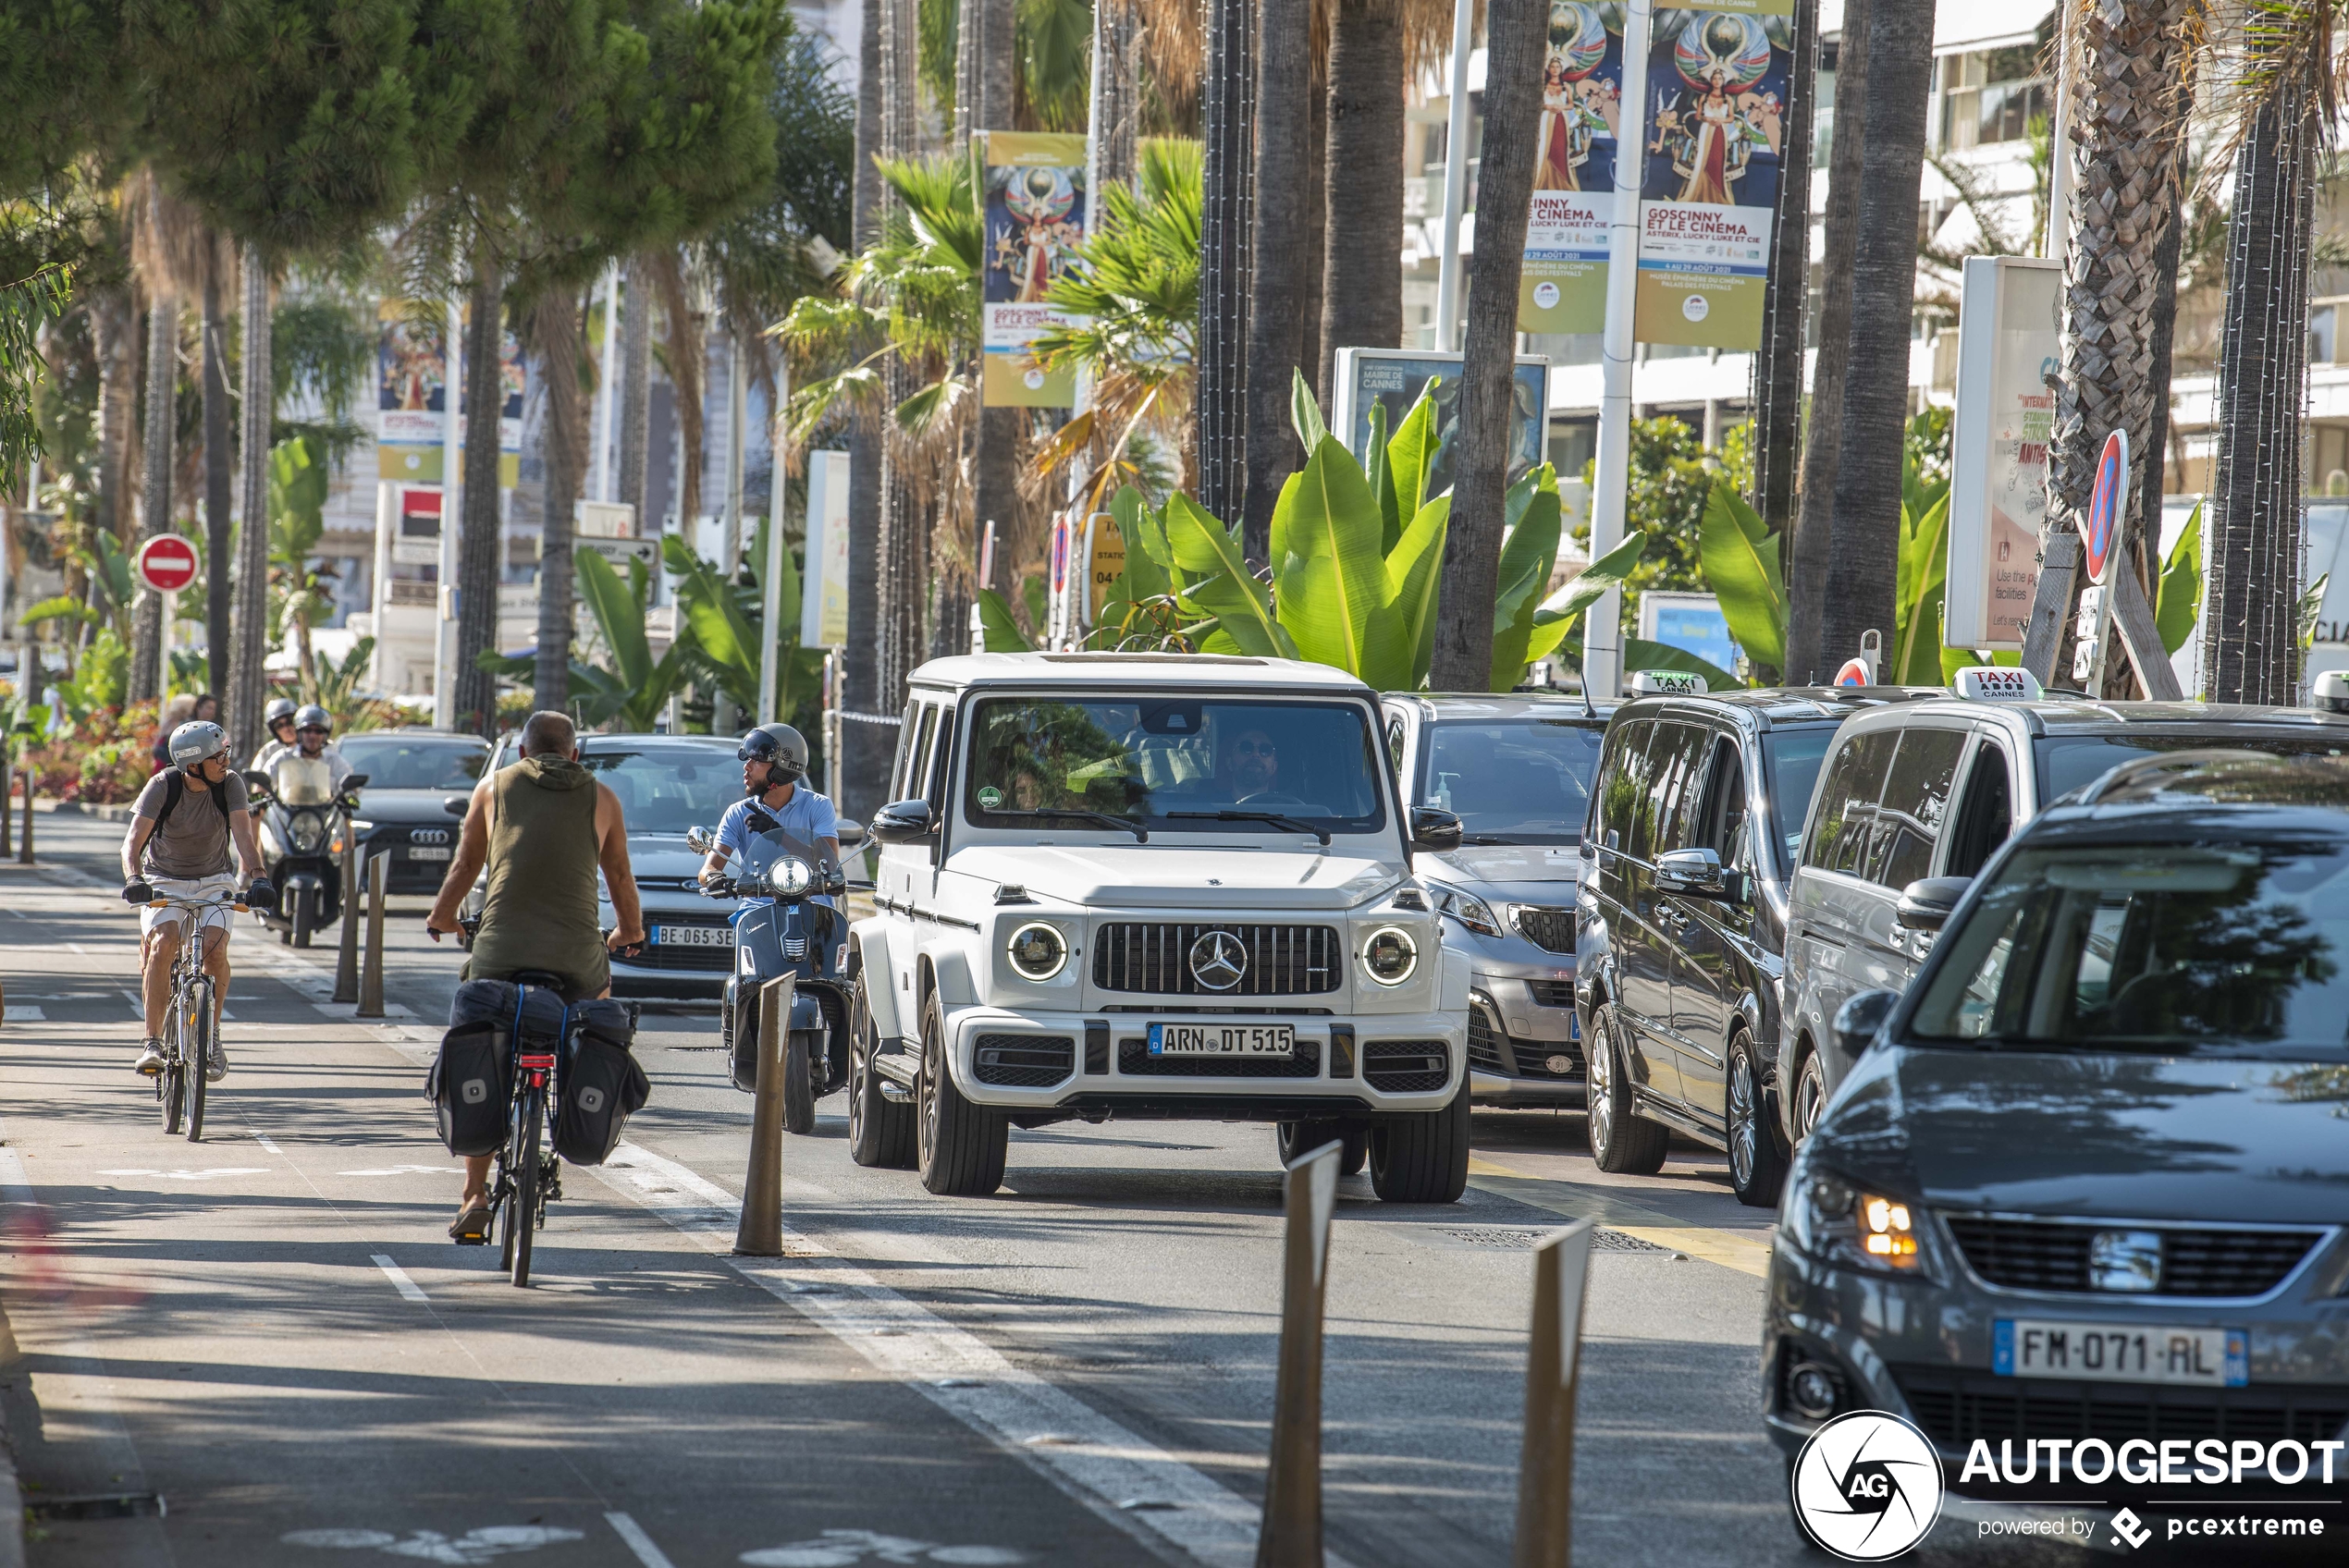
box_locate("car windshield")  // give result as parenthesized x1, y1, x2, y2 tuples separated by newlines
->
(579, 746, 743, 837)
(2037, 733, 2349, 802)
(1417, 718, 1602, 844)
(1909, 836, 2349, 1060)
(965, 696, 1387, 836)
(338, 735, 488, 790)
(1762, 726, 1837, 871)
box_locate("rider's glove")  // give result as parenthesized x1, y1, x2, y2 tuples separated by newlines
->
(244, 877, 277, 913)
(700, 874, 737, 900)
(122, 879, 154, 905)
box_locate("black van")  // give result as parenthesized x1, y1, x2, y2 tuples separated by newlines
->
(1574, 682, 1934, 1204)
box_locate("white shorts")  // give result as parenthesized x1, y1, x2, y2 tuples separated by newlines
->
(141, 874, 240, 944)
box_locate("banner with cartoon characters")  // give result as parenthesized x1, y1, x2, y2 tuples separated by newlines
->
(1520, 2, 1626, 334)
(1632, 1, 1798, 349)
(375, 301, 525, 485)
(976, 131, 1088, 408)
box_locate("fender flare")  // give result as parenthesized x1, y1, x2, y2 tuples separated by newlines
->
(848, 917, 904, 1043)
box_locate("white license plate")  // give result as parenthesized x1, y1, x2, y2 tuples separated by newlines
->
(406, 846, 452, 861)
(1147, 1023, 1295, 1057)
(654, 925, 733, 948)
(1994, 1319, 2248, 1387)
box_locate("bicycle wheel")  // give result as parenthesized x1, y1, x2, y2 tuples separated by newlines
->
(183, 976, 213, 1142)
(160, 980, 185, 1136)
(510, 1085, 542, 1288)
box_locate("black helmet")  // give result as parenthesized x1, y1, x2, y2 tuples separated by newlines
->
(264, 697, 297, 728)
(738, 724, 807, 786)
(294, 704, 331, 733)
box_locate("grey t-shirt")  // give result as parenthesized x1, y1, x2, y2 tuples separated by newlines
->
(132, 770, 249, 880)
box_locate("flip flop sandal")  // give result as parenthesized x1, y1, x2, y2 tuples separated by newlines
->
(449, 1202, 493, 1244)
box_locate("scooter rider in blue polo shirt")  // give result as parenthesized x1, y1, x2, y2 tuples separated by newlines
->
(697, 724, 842, 907)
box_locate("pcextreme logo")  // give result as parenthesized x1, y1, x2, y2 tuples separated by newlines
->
(1790, 1411, 1946, 1562)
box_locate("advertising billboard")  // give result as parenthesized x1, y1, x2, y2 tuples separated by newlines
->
(1946, 256, 2059, 651)
(976, 131, 1089, 408)
(1522, 2, 1627, 335)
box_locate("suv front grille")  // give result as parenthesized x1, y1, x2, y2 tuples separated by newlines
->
(974, 1035, 1075, 1087)
(1513, 907, 1573, 953)
(1116, 1036, 1321, 1077)
(1092, 924, 1341, 996)
(1364, 1041, 1449, 1093)
(1467, 1007, 1507, 1073)
(1942, 1216, 2323, 1298)
(1891, 1365, 2349, 1451)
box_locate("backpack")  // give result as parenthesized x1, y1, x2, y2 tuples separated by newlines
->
(553, 999, 649, 1166)
(425, 979, 519, 1156)
(150, 770, 236, 834)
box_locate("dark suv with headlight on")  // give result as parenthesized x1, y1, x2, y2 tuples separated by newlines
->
(1765, 751, 2349, 1533)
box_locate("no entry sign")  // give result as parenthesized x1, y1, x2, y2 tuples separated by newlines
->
(135, 535, 200, 594)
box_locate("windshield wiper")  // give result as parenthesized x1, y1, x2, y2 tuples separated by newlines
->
(988, 806, 1147, 841)
(1461, 833, 1516, 845)
(1165, 809, 1331, 846)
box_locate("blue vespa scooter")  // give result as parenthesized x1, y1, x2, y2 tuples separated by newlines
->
(690, 821, 853, 1134)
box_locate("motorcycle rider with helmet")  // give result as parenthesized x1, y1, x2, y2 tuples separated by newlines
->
(282, 704, 355, 792)
(250, 697, 300, 770)
(121, 721, 276, 1080)
(697, 725, 841, 907)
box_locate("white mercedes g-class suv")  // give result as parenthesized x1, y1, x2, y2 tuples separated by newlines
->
(846, 652, 1472, 1201)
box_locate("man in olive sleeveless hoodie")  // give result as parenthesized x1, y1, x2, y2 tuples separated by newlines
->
(426, 710, 646, 1238)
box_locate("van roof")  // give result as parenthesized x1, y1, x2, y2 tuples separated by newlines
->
(1844, 696, 2349, 740)
(909, 651, 1375, 692)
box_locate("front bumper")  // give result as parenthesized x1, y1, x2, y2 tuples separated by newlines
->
(1465, 973, 1583, 1104)
(941, 1005, 1466, 1116)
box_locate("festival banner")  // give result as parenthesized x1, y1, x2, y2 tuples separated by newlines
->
(1631, 2, 1798, 349)
(1521, 2, 1626, 335)
(976, 131, 1088, 408)
(375, 303, 526, 485)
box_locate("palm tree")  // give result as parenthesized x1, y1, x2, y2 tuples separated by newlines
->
(1817, 0, 1932, 674)
(1195, 0, 1252, 527)
(1745, 0, 1819, 590)
(129, 176, 179, 703)
(840, 0, 892, 810)
(1786, 0, 1868, 685)
(1237, 0, 1318, 558)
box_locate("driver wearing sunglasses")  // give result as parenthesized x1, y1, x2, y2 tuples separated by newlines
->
(1226, 728, 1283, 803)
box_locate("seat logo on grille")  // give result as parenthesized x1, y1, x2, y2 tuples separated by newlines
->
(2088, 1230, 2162, 1292)
(411, 828, 449, 846)
(1188, 930, 1248, 990)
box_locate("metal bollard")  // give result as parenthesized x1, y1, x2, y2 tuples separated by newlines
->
(734, 974, 793, 1256)
(1511, 1219, 1597, 1568)
(332, 832, 361, 1003)
(356, 851, 389, 1019)
(1256, 1138, 1343, 1568)
(16, 766, 31, 864)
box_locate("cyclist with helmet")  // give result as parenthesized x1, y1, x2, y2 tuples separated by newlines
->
(120, 721, 276, 1080)
(250, 697, 300, 770)
(697, 724, 841, 907)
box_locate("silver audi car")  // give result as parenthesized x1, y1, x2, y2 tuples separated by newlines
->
(1384, 692, 1614, 1106)
(1765, 751, 2349, 1538)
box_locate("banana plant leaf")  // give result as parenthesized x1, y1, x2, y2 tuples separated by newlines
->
(1488, 466, 1565, 691)
(1698, 482, 1787, 673)
(1289, 366, 1328, 452)
(1362, 400, 1398, 554)
(1622, 635, 1740, 692)
(1387, 496, 1450, 690)
(1889, 492, 1951, 685)
(17, 594, 97, 628)
(977, 588, 1036, 652)
(1381, 386, 1440, 549)
(573, 546, 690, 730)
(1164, 493, 1297, 658)
(2301, 572, 2331, 652)
(1519, 531, 1652, 677)
(2156, 502, 2203, 656)
(1271, 433, 1392, 680)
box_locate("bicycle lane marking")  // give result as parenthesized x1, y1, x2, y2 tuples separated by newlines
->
(592, 1141, 1315, 1568)
(371, 1256, 429, 1303)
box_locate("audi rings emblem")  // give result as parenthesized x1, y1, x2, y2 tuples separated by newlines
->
(1188, 929, 1248, 991)
(411, 828, 450, 846)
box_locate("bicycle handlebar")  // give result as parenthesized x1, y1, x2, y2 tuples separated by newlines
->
(146, 897, 251, 914)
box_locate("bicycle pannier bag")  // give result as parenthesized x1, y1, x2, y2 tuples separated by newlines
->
(554, 1000, 649, 1166)
(426, 980, 517, 1156)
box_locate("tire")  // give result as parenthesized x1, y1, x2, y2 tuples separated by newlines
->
(1585, 1002, 1669, 1175)
(915, 991, 1005, 1196)
(1727, 1032, 1786, 1208)
(183, 978, 212, 1143)
(1275, 1119, 1367, 1176)
(160, 1020, 185, 1137)
(1370, 1083, 1470, 1203)
(291, 891, 314, 949)
(1789, 1050, 1829, 1147)
(847, 977, 915, 1170)
(781, 1027, 817, 1135)
(510, 1088, 541, 1287)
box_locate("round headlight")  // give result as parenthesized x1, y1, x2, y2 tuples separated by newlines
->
(1006, 922, 1068, 981)
(289, 809, 326, 855)
(769, 858, 813, 897)
(1361, 925, 1418, 986)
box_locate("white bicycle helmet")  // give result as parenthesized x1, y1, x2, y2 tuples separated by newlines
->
(168, 720, 229, 771)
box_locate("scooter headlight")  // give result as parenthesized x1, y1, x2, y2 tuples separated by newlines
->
(288, 809, 326, 856)
(1006, 922, 1067, 981)
(767, 859, 813, 898)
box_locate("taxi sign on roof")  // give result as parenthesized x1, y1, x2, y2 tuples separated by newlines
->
(1955, 667, 2044, 703)
(1630, 669, 1707, 696)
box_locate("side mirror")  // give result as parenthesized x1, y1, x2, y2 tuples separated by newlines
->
(343, 773, 371, 792)
(1654, 847, 1727, 896)
(835, 817, 866, 849)
(684, 826, 718, 855)
(241, 769, 274, 799)
(1893, 876, 1972, 932)
(1409, 806, 1463, 853)
(869, 799, 936, 845)
(1833, 987, 1900, 1061)
(443, 796, 470, 818)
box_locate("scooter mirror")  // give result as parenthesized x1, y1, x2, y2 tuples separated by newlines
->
(241, 769, 275, 800)
(342, 773, 370, 792)
(685, 826, 718, 855)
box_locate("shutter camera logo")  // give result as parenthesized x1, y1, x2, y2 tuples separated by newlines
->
(1790, 1410, 1944, 1561)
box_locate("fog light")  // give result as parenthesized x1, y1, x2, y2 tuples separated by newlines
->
(1787, 1361, 1841, 1421)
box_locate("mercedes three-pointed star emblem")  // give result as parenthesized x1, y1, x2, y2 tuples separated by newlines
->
(1188, 929, 1248, 991)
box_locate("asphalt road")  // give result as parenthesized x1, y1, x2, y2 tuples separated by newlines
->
(0, 810, 2082, 1566)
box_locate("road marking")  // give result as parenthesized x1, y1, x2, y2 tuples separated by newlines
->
(371, 1255, 428, 1303)
(605, 1513, 678, 1568)
(595, 1144, 1296, 1568)
(4, 1006, 43, 1022)
(1466, 1157, 1774, 1278)
(284, 1525, 584, 1561)
(256, 1133, 284, 1154)
(96, 1167, 271, 1182)
(741, 1530, 1027, 1565)
(338, 1165, 459, 1177)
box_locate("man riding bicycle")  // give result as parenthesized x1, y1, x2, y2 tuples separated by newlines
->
(425, 710, 646, 1242)
(122, 721, 276, 1081)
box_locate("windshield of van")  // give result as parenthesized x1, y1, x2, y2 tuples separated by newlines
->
(1909, 838, 2349, 1060)
(964, 697, 1387, 837)
(1762, 727, 1837, 871)
(1418, 719, 1602, 844)
(2037, 733, 2349, 802)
